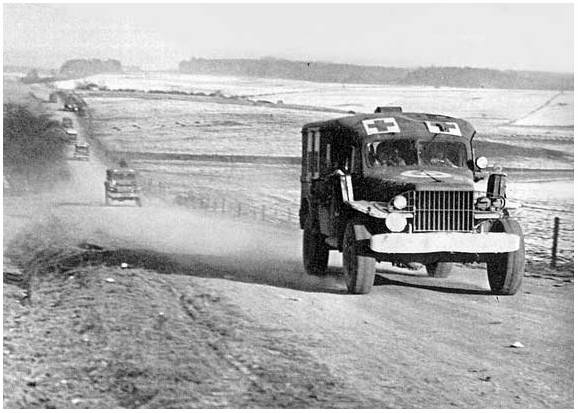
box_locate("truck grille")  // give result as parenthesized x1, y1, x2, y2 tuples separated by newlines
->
(409, 190, 474, 232)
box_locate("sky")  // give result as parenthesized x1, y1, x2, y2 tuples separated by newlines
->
(3, 3, 574, 73)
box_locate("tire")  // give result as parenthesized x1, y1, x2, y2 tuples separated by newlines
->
(426, 262, 452, 278)
(342, 222, 376, 294)
(303, 213, 329, 275)
(486, 219, 525, 295)
(136, 198, 142, 207)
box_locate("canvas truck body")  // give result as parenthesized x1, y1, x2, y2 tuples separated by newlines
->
(300, 107, 525, 295)
(72, 143, 90, 161)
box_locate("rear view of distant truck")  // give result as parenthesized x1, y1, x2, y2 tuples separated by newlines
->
(104, 168, 142, 207)
(72, 143, 90, 161)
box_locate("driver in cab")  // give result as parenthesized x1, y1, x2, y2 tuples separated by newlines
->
(423, 147, 457, 167)
(377, 144, 406, 167)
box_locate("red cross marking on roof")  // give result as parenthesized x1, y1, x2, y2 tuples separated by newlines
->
(366, 119, 396, 132)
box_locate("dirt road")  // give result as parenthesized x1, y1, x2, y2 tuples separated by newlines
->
(4, 101, 573, 408)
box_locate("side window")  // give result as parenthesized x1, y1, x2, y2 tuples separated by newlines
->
(344, 146, 358, 173)
(313, 129, 320, 179)
(304, 130, 312, 181)
(318, 131, 333, 176)
(305, 128, 321, 179)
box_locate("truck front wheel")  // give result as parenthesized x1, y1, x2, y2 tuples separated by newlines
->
(486, 219, 525, 295)
(343, 222, 376, 294)
(303, 214, 329, 275)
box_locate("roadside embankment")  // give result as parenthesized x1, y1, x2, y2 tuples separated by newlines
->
(3, 214, 375, 409)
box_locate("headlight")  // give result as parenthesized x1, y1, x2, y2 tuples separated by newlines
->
(475, 197, 491, 210)
(476, 156, 488, 169)
(392, 195, 407, 210)
(385, 214, 407, 232)
(491, 197, 505, 209)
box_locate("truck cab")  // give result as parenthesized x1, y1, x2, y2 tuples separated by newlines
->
(300, 107, 524, 295)
(65, 128, 78, 144)
(62, 117, 73, 129)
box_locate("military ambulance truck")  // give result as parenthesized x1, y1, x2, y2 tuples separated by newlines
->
(300, 107, 525, 295)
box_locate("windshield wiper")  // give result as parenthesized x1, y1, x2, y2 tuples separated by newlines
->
(420, 169, 442, 183)
(424, 133, 442, 146)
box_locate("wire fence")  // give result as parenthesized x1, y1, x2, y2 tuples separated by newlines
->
(142, 178, 301, 227)
(141, 177, 573, 270)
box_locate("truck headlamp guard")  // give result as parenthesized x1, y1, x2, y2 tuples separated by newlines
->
(475, 156, 488, 169)
(491, 197, 506, 210)
(385, 213, 407, 232)
(392, 195, 408, 210)
(475, 196, 491, 211)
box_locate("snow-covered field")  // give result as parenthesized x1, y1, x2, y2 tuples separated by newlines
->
(57, 71, 573, 132)
(86, 96, 323, 156)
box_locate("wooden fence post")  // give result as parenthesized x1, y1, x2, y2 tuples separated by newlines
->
(551, 217, 560, 268)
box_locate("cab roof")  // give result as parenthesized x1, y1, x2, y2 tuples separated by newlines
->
(302, 110, 476, 142)
(107, 168, 136, 174)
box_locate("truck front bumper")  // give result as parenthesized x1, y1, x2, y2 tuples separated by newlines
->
(370, 232, 520, 254)
(107, 192, 139, 200)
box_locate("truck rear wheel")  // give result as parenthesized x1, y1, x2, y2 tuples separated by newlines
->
(343, 222, 376, 294)
(303, 214, 329, 275)
(426, 262, 452, 278)
(486, 219, 525, 295)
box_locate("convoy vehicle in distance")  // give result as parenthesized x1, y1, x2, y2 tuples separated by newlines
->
(104, 168, 142, 207)
(65, 128, 78, 143)
(72, 143, 90, 161)
(62, 117, 73, 129)
(63, 94, 82, 112)
(64, 102, 79, 112)
(300, 106, 525, 295)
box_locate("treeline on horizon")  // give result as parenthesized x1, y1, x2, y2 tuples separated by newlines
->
(15, 59, 124, 84)
(59, 58, 122, 77)
(179, 57, 573, 91)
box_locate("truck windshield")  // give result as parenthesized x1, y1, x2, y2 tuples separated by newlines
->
(112, 173, 136, 181)
(367, 139, 467, 168)
(418, 140, 467, 168)
(367, 140, 418, 167)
